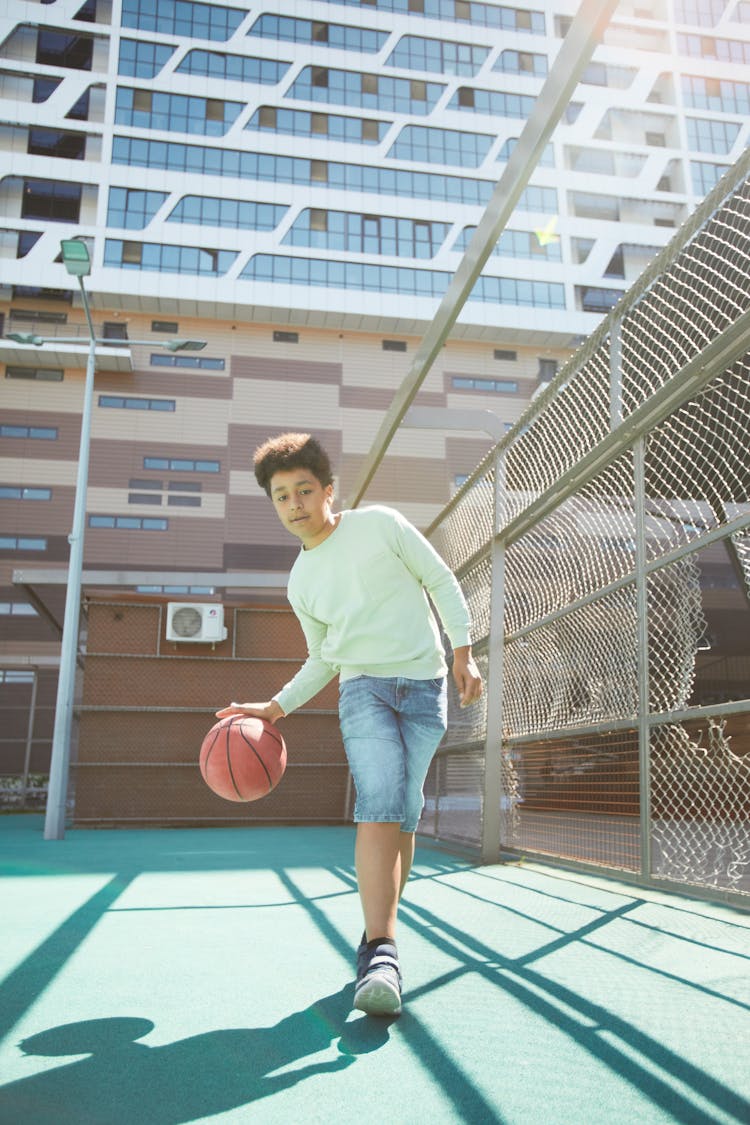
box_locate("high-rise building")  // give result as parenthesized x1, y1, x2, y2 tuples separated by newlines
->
(1, 0, 749, 706)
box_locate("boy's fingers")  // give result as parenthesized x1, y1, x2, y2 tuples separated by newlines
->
(215, 704, 243, 717)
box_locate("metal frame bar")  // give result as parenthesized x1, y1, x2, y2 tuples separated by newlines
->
(425, 149, 750, 545)
(634, 437, 652, 880)
(13, 569, 289, 588)
(419, 157, 750, 900)
(21, 669, 39, 808)
(503, 509, 750, 646)
(480, 448, 507, 862)
(346, 0, 622, 508)
(500, 698, 750, 748)
(479, 309, 750, 568)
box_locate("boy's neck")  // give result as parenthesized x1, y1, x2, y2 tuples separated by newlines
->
(301, 510, 341, 550)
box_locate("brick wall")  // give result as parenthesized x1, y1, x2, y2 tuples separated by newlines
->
(74, 597, 348, 826)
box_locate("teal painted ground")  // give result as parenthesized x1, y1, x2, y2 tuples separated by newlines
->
(1, 816, 749, 1124)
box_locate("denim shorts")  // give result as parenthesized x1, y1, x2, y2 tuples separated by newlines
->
(338, 675, 448, 833)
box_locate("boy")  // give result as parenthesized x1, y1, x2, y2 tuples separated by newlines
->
(217, 432, 482, 1016)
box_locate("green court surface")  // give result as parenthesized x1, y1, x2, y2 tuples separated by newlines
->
(1, 816, 749, 1125)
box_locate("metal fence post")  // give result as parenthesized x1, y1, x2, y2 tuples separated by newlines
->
(634, 437, 652, 878)
(21, 668, 39, 809)
(480, 447, 507, 863)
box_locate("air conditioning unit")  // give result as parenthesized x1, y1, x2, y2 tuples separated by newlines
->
(166, 603, 227, 643)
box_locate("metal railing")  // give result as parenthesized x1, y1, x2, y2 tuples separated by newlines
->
(418, 153, 750, 908)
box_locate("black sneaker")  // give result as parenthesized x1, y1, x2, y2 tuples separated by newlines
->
(354, 938, 402, 1017)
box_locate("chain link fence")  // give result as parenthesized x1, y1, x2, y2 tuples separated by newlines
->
(421, 153, 750, 907)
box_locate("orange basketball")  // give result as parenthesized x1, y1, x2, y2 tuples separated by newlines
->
(199, 716, 287, 802)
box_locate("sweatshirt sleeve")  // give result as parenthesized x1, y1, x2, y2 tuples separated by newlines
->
(272, 601, 337, 716)
(390, 509, 472, 649)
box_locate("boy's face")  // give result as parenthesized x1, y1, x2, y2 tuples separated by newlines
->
(269, 468, 335, 549)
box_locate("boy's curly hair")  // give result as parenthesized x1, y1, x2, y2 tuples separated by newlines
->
(253, 432, 334, 497)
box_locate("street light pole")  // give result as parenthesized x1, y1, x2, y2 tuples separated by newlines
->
(44, 288, 96, 839)
(5, 238, 206, 839)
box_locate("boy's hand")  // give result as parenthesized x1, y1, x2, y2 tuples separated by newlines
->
(215, 700, 285, 723)
(452, 646, 483, 709)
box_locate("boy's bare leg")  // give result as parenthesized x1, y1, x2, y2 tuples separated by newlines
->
(399, 830, 415, 899)
(356, 822, 405, 940)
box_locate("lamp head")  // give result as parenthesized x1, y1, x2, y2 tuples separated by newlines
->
(164, 340, 208, 352)
(6, 332, 44, 346)
(60, 238, 91, 278)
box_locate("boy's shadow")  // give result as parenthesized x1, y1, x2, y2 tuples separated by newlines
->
(1, 985, 393, 1124)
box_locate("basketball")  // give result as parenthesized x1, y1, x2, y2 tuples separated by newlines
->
(199, 716, 287, 802)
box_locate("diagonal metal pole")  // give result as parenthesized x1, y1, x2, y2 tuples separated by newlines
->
(346, 0, 622, 509)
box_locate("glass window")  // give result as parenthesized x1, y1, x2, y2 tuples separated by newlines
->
(136, 583, 215, 593)
(449, 86, 535, 119)
(105, 239, 236, 276)
(168, 195, 285, 230)
(0, 537, 47, 551)
(497, 138, 554, 167)
(681, 74, 750, 115)
(89, 513, 168, 530)
(0, 602, 38, 616)
(118, 38, 174, 77)
(177, 49, 288, 84)
(676, 32, 750, 63)
(686, 117, 740, 153)
(28, 127, 86, 160)
(247, 106, 386, 145)
(121, 0, 244, 40)
(494, 49, 548, 77)
(107, 187, 167, 230)
(241, 255, 564, 307)
(325, 0, 544, 31)
(455, 225, 561, 260)
(1, 424, 58, 439)
(36, 29, 93, 69)
(386, 35, 489, 76)
(673, 0, 727, 27)
(388, 124, 493, 167)
(167, 495, 201, 507)
(99, 394, 176, 411)
(5, 366, 64, 382)
(0, 486, 52, 500)
(21, 180, 81, 223)
(149, 354, 225, 369)
(690, 160, 729, 194)
(115, 86, 243, 136)
(249, 13, 387, 52)
(287, 66, 444, 115)
(577, 286, 625, 312)
(33, 77, 62, 102)
(451, 375, 519, 393)
(582, 61, 636, 88)
(112, 135, 503, 208)
(284, 208, 449, 257)
(168, 480, 202, 491)
(143, 456, 220, 472)
(128, 492, 163, 504)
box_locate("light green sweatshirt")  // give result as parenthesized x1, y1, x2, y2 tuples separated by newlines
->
(273, 505, 471, 715)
